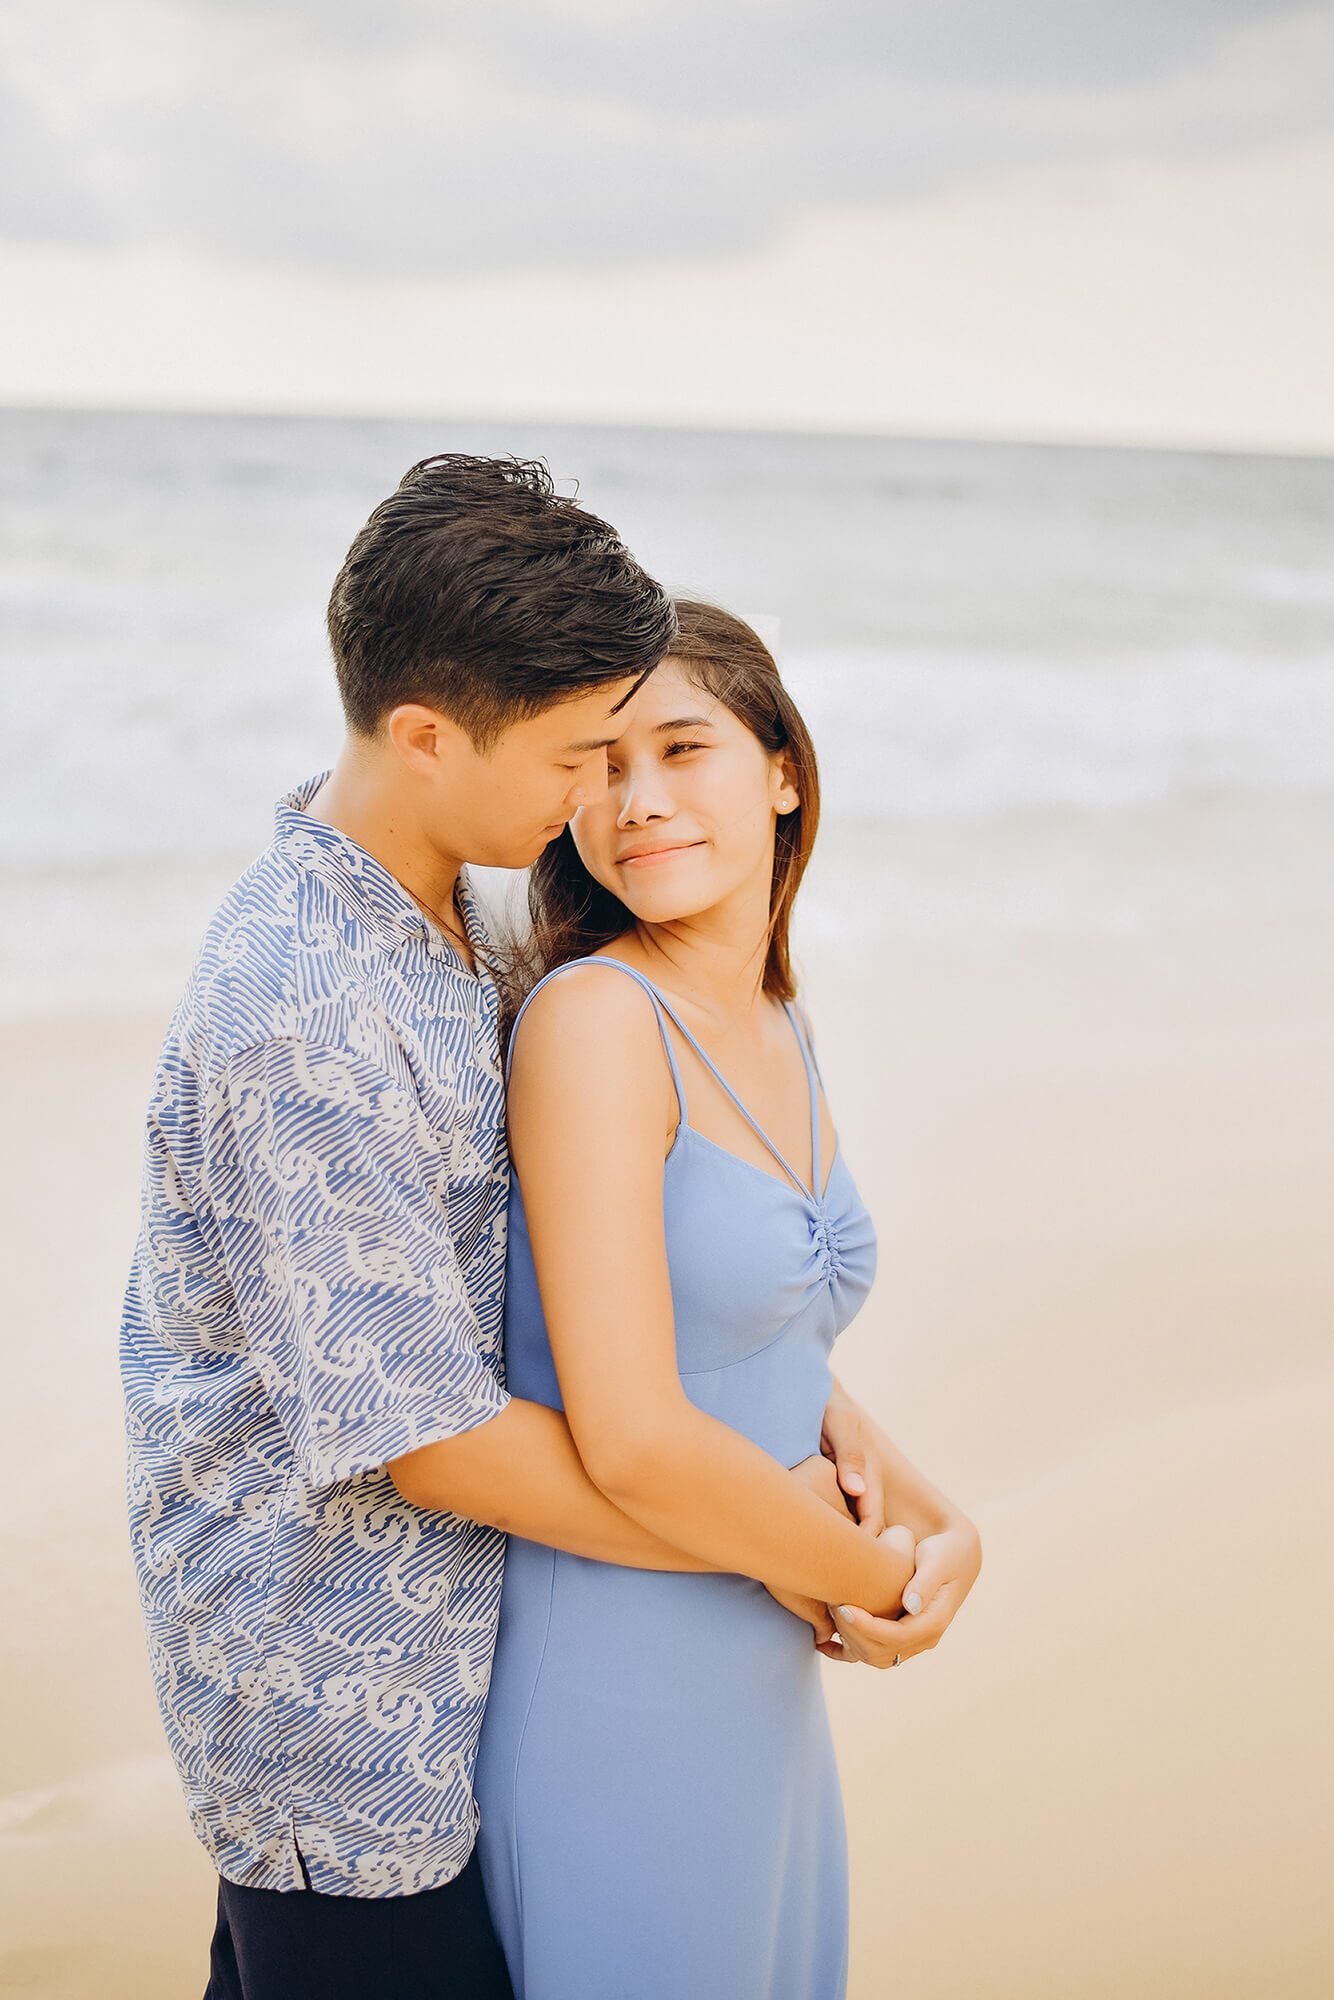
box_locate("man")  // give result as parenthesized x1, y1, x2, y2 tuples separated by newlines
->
(123, 453, 975, 1999)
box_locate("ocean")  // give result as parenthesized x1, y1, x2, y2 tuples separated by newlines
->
(2, 407, 1332, 1013)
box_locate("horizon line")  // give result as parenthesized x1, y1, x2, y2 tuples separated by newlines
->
(2, 396, 1332, 466)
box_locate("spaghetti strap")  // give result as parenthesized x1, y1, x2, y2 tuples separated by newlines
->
(629, 977, 817, 1205)
(788, 1003, 827, 1089)
(784, 1002, 823, 1198)
(506, 957, 691, 1130)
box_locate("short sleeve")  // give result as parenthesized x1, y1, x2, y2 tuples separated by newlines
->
(203, 1037, 508, 1485)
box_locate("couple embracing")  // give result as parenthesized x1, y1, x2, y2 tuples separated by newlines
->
(122, 454, 981, 2000)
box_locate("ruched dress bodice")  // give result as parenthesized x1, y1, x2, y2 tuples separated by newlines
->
(476, 958, 878, 2000)
(504, 1103, 875, 1464)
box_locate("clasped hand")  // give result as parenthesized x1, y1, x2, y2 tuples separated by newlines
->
(770, 1403, 982, 1669)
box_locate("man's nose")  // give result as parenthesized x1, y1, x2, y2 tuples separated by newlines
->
(566, 754, 610, 810)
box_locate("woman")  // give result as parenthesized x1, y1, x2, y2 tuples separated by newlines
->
(476, 604, 979, 1999)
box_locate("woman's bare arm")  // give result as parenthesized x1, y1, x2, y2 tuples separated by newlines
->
(389, 1398, 714, 1570)
(507, 968, 914, 1616)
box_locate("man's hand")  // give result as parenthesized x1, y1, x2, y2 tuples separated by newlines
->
(824, 1519, 983, 1669)
(819, 1380, 887, 1535)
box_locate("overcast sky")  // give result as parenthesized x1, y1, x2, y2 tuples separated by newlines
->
(3, 0, 1333, 446)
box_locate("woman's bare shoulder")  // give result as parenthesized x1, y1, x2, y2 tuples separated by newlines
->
(509, 960, 665, 1080)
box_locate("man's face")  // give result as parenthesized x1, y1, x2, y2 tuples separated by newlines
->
(424, 678, 648, 870)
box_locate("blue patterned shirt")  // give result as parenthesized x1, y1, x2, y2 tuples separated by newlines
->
(122, 777, 511, 1897)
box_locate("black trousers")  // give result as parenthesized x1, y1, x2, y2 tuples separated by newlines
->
(204, 1852, 515, 2000)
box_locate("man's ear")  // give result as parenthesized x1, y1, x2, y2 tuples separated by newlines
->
(386, 704, 467, 776)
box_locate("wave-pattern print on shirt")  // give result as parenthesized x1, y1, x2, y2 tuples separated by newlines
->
(122, 776, 511, 1897)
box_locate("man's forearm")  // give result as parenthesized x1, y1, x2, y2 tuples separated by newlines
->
(388, 1397, 714, 1571)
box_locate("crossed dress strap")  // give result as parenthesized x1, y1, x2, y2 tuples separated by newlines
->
(508, 957, 822, 1203)
(661, 991, 825, 1202)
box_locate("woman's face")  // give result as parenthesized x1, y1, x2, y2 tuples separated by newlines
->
(571, 657, 794, 927)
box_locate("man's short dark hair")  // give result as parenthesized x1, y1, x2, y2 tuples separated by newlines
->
(327, 454, 676, 745)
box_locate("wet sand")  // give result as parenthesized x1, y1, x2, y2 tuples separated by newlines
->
(2, 896, 1332, 1996)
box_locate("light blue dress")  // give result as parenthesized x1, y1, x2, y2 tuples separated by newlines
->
(475, 959, 878, 2000)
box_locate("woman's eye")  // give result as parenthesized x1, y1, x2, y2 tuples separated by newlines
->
(664, 740, 705, 758)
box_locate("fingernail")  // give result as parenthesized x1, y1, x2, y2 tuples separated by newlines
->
(838, 1605, 859, 1622)
(903, 1592, 922, 1616)
(841, 1473, 866, 1494)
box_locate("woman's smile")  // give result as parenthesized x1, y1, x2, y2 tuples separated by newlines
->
(616, 839, 706, 869)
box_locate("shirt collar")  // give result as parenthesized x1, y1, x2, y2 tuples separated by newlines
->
(274, 773, 495, 982)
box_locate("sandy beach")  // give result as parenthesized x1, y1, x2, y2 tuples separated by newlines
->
(813, 892, 1334, 1999)
(2, 792, 1331, 1997)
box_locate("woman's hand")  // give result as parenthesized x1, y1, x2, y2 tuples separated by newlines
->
(788, 1448, 854, 1517)
(822, 1518, 983, 1668)
(818, 1381, 887, 1535)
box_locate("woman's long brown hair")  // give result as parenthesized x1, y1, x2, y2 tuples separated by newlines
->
(496, 600, 820, 1039)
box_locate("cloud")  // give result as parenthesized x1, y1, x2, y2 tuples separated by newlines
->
(1, 0, 1332, 277)
(179, 0, 1293, 95)
(6, 133, 1332, 453)
(0, 74, 114, 241)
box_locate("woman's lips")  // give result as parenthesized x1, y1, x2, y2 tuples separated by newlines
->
(617, 842, 701, 869)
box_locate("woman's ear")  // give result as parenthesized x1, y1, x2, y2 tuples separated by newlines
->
(771, 750, 800, 815)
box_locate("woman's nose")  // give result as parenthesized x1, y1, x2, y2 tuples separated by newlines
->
(616, 768, 671, 828)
